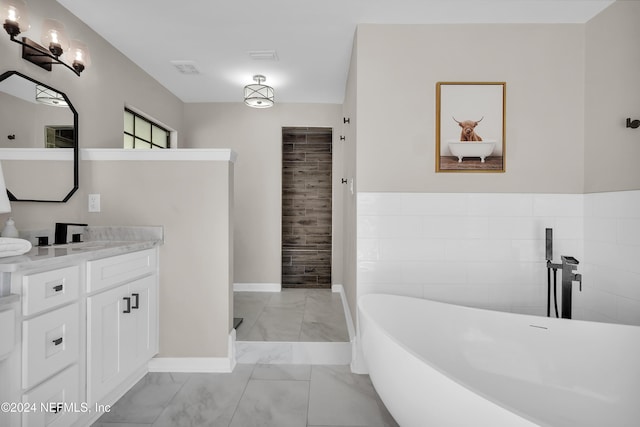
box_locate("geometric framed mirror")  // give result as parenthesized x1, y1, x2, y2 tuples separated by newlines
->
(0, 70, 78, 202)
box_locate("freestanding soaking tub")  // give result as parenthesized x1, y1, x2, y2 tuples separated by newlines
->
(358, 294, 640, 427)
(448, 140, 495, 162)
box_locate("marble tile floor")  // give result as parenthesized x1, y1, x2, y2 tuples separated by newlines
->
(234, 289, 349, 342)
(92, 364, 399, 427)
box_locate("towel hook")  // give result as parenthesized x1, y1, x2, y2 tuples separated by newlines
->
(626, 118, 640, 129)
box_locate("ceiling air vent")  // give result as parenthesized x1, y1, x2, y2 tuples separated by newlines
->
(170, 60, 200, 74)
(248, 50, 278, 61)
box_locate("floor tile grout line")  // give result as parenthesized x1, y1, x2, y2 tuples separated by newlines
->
(246, 296, 270, 340)
(148, 372, 194, 425)
(297, 292, 311, 341)
(304, 368, 312, 427)
(226, 365, 257, 427)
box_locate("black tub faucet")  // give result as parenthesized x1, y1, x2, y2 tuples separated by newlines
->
(560, 256, 582, 319)
(54, 222, 88, 245)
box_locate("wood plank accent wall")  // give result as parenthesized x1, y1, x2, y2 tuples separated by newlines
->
(281, 127, 332, 288)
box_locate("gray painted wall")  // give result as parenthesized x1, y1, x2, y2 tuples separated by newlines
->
(355, 23, 586, 194)
(182, 103, 343, 287)
(584, 0, 640, 193)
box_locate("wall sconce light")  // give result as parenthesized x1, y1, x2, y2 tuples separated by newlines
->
(626, 118, 640, 129)
(244, 75, 274, 108)
(1, 0, 90, 76)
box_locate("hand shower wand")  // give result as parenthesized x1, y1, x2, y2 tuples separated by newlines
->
(545, 228, 561, 317)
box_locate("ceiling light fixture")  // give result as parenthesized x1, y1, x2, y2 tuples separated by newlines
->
(35, 85, 68, 107)
(244, 74, 274, 108)
(1, 0, 90, 76)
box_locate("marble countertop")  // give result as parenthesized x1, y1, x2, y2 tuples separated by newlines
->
(0, 293, 19, 306)
(0, 226, 163, 273)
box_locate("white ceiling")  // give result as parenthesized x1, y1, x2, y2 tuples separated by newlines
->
(56, 0, 614, 104)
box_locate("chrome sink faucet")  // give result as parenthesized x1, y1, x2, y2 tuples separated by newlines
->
(560, 256, 582, 319)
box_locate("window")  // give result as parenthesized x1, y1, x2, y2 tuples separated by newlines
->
(45, 126, 75, 148)
(124, 108, 170, 149)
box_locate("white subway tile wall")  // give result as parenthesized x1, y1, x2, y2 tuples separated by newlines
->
(357, 191, 640, 325)
(357, 192, 584, 316)
(580, 190, 640, 325)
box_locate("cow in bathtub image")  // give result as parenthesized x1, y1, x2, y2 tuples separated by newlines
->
(453, 116, 483, 141)
(446, 115, 495, 165)
(435, 82, 505, 172)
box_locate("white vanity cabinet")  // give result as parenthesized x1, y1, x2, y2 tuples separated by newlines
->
(4, 243, 160, 427)
(86, 277, 156, 404)
(86, 249, 157, 405)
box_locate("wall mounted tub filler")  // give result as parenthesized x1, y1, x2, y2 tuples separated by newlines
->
(560, 256, 582, 319)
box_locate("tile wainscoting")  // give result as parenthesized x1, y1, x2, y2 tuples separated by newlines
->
(580, 190, 640, 325)
(357, 191, 640, 326)
(357, 192, 584, 316)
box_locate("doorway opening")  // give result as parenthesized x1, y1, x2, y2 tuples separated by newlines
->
(281, 127, 332, 289)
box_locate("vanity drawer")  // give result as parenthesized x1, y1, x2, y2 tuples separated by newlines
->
(22, 303, 79, 389)
(87, 248, 156, 293)
(22, 364, 80, 427)
(22, 266, 80, 316)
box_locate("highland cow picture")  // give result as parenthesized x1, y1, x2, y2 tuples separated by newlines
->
(436, 82, 506, 172)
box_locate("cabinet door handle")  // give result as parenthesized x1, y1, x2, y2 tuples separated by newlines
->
(123, 296, 131, 313)
(52, 337, 63, 346)
(131, 293, 139, 309)
(53, 284, 63, 292)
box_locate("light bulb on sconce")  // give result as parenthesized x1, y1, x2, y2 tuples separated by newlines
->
(69, 39, 91, 73)
(1, 0, 29, 37)
(0, 0, 90, 76)
(41, 19, 69, 57)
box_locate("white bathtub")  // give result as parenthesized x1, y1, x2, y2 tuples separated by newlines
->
(448, 140, 495, 162)
(358, 294, 640, 427)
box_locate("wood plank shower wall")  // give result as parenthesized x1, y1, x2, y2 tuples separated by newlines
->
(281, 127, 332, 288)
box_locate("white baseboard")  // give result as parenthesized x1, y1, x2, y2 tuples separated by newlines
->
(331, 284, 356, 342)
(234, 283, 281, 292)
(149, 330, 237, 373)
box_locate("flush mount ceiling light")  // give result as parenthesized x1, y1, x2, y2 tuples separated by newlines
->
(244, 74, 274, 108)
(35, 85, 68, 107)
(1, 0, 90, 76)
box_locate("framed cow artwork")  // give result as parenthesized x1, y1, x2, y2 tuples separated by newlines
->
(436, 82, 506, 173)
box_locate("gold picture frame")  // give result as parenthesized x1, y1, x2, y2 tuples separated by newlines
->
(436, 82, 506, 173)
